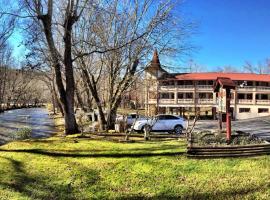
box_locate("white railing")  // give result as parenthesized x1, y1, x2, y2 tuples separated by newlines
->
(256, 86, 270, 91)
(198, 99, 214, 104)
(197, 85, 212, 90)
(256, 100, 270, 104)
(159, 99, 175, 104)
(177, 99, 194, 104)
(238, 99, 253, 104)
(177, 85, 194, 88)
(159, 85, 175, 90)
(237, 86, 254, 91)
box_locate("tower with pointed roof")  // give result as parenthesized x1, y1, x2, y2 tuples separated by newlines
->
(145, 50, 167, 116)
(145, 50, 167, 78)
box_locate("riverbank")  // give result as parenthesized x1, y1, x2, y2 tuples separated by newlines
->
(0, 104, 45, 113)
(1, 136, 270, 199)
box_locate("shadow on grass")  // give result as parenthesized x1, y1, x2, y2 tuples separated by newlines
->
(117, 183, 269, 200)
(0, 155, 99, 200)
(0, 148, 185, 158)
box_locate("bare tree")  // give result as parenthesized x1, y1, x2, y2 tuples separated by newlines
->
(244, 60, 270, 74)
(73, 0, 192, 130)
(18, 0, 95, 134)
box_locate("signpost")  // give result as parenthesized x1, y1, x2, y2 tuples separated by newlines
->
(214, 77, 236, 143)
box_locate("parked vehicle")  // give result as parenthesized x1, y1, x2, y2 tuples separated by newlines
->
(132, 114, 187, 134)
(116, 113, 145, 126)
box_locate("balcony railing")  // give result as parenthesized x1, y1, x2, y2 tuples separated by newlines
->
(238, 99, 253, 104)
(159, 99, 175, 104)
(237, 86, 270, 91)
(197, 99, 214, 104)
(256, 100, 270, 104)
(149, 98, 270, 105)
(256, 86, 270, 91)
(177, 99, 194, 104)
(159, 85, 175, 90)
(237, 86, 254, 91)
(197, 85, 212, 90)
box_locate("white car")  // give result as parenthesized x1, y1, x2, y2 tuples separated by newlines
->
(132, 114, 187, 134)
(116, 113, 145, 126)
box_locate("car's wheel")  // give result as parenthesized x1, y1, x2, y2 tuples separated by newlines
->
(174, 125, 183, 135)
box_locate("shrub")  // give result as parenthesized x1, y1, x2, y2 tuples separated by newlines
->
(12, 127, 32, 140)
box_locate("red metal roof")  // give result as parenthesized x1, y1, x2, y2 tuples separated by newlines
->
(174, 72, 270, 82)
(214, 77, 236, 92)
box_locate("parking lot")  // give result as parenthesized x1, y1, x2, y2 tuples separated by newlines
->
(194, 116, 270, 141)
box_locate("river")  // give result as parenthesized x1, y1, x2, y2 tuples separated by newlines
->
(0, 108, 56, 145)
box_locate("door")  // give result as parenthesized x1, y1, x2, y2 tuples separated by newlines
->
(152, 115, 167, 131)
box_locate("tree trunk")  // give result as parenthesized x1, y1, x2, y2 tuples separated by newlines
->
(106, 108, 117, 130)
(75, 87, 87, 112)
(81, 68, 107, 130)
(38, 8, 79, 134)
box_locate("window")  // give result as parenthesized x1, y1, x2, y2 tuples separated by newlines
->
(199, 93, 207, 99)
(258, 108, 269, 113)
(239, 108, 250, 113)
(247, 94, 253, 99)
(238, 94, 245, 99)
(247, 81, 253, 86)
(184, 80, 193, 85)
(186, 93, 193, 99)
(164, 115, 179, 120)
(130, 114, 138, 118)
(178, 93, 184, 99)
(157, 115, 166, 120)
(256, 82, 268, 86)
(177, 81, 184, 85)
(261, 94, 268, 100)
(168, 81, 175, 86)
(160, 93, 169, 99)
(160, 93, 174, 99)
(198, 81, 207, 85)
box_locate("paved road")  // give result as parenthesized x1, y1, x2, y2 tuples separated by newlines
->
(194, 117, 270, 141)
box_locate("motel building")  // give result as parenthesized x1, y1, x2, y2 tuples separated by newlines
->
(145, 51, 270, 120)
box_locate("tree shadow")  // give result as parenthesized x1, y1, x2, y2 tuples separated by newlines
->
(0, 148, 185, 158)
(116, 182, 269, 200)
(0, 155, 100, 200)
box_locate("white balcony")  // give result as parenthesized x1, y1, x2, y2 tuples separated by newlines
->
(238, 99, 253, 104)
(177, 99, 194, 104)
(256, 100, 270, 105)
(197, 99, 214, 104)
(159, 85, 176, 91)
(256, 86, 270, 91)
(159, 99, 175, 104)
(196, 85, 212, 90)
(176, 85, 195, 90)
(237, 86, 255, 91)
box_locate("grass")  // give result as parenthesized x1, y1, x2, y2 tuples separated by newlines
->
(0, 136, 270, 200)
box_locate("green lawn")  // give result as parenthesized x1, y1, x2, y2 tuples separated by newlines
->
(0, 136, 270, 200)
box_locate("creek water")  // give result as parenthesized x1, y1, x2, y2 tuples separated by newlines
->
(0, 108, 56, 145)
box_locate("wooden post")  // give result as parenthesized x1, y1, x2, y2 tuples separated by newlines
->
(226, 88, 231, 142)
(219, 112, 222, 131)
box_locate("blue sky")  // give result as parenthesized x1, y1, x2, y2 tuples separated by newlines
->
(8, 0, 270, 71)
(179, 0, 270, 71)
